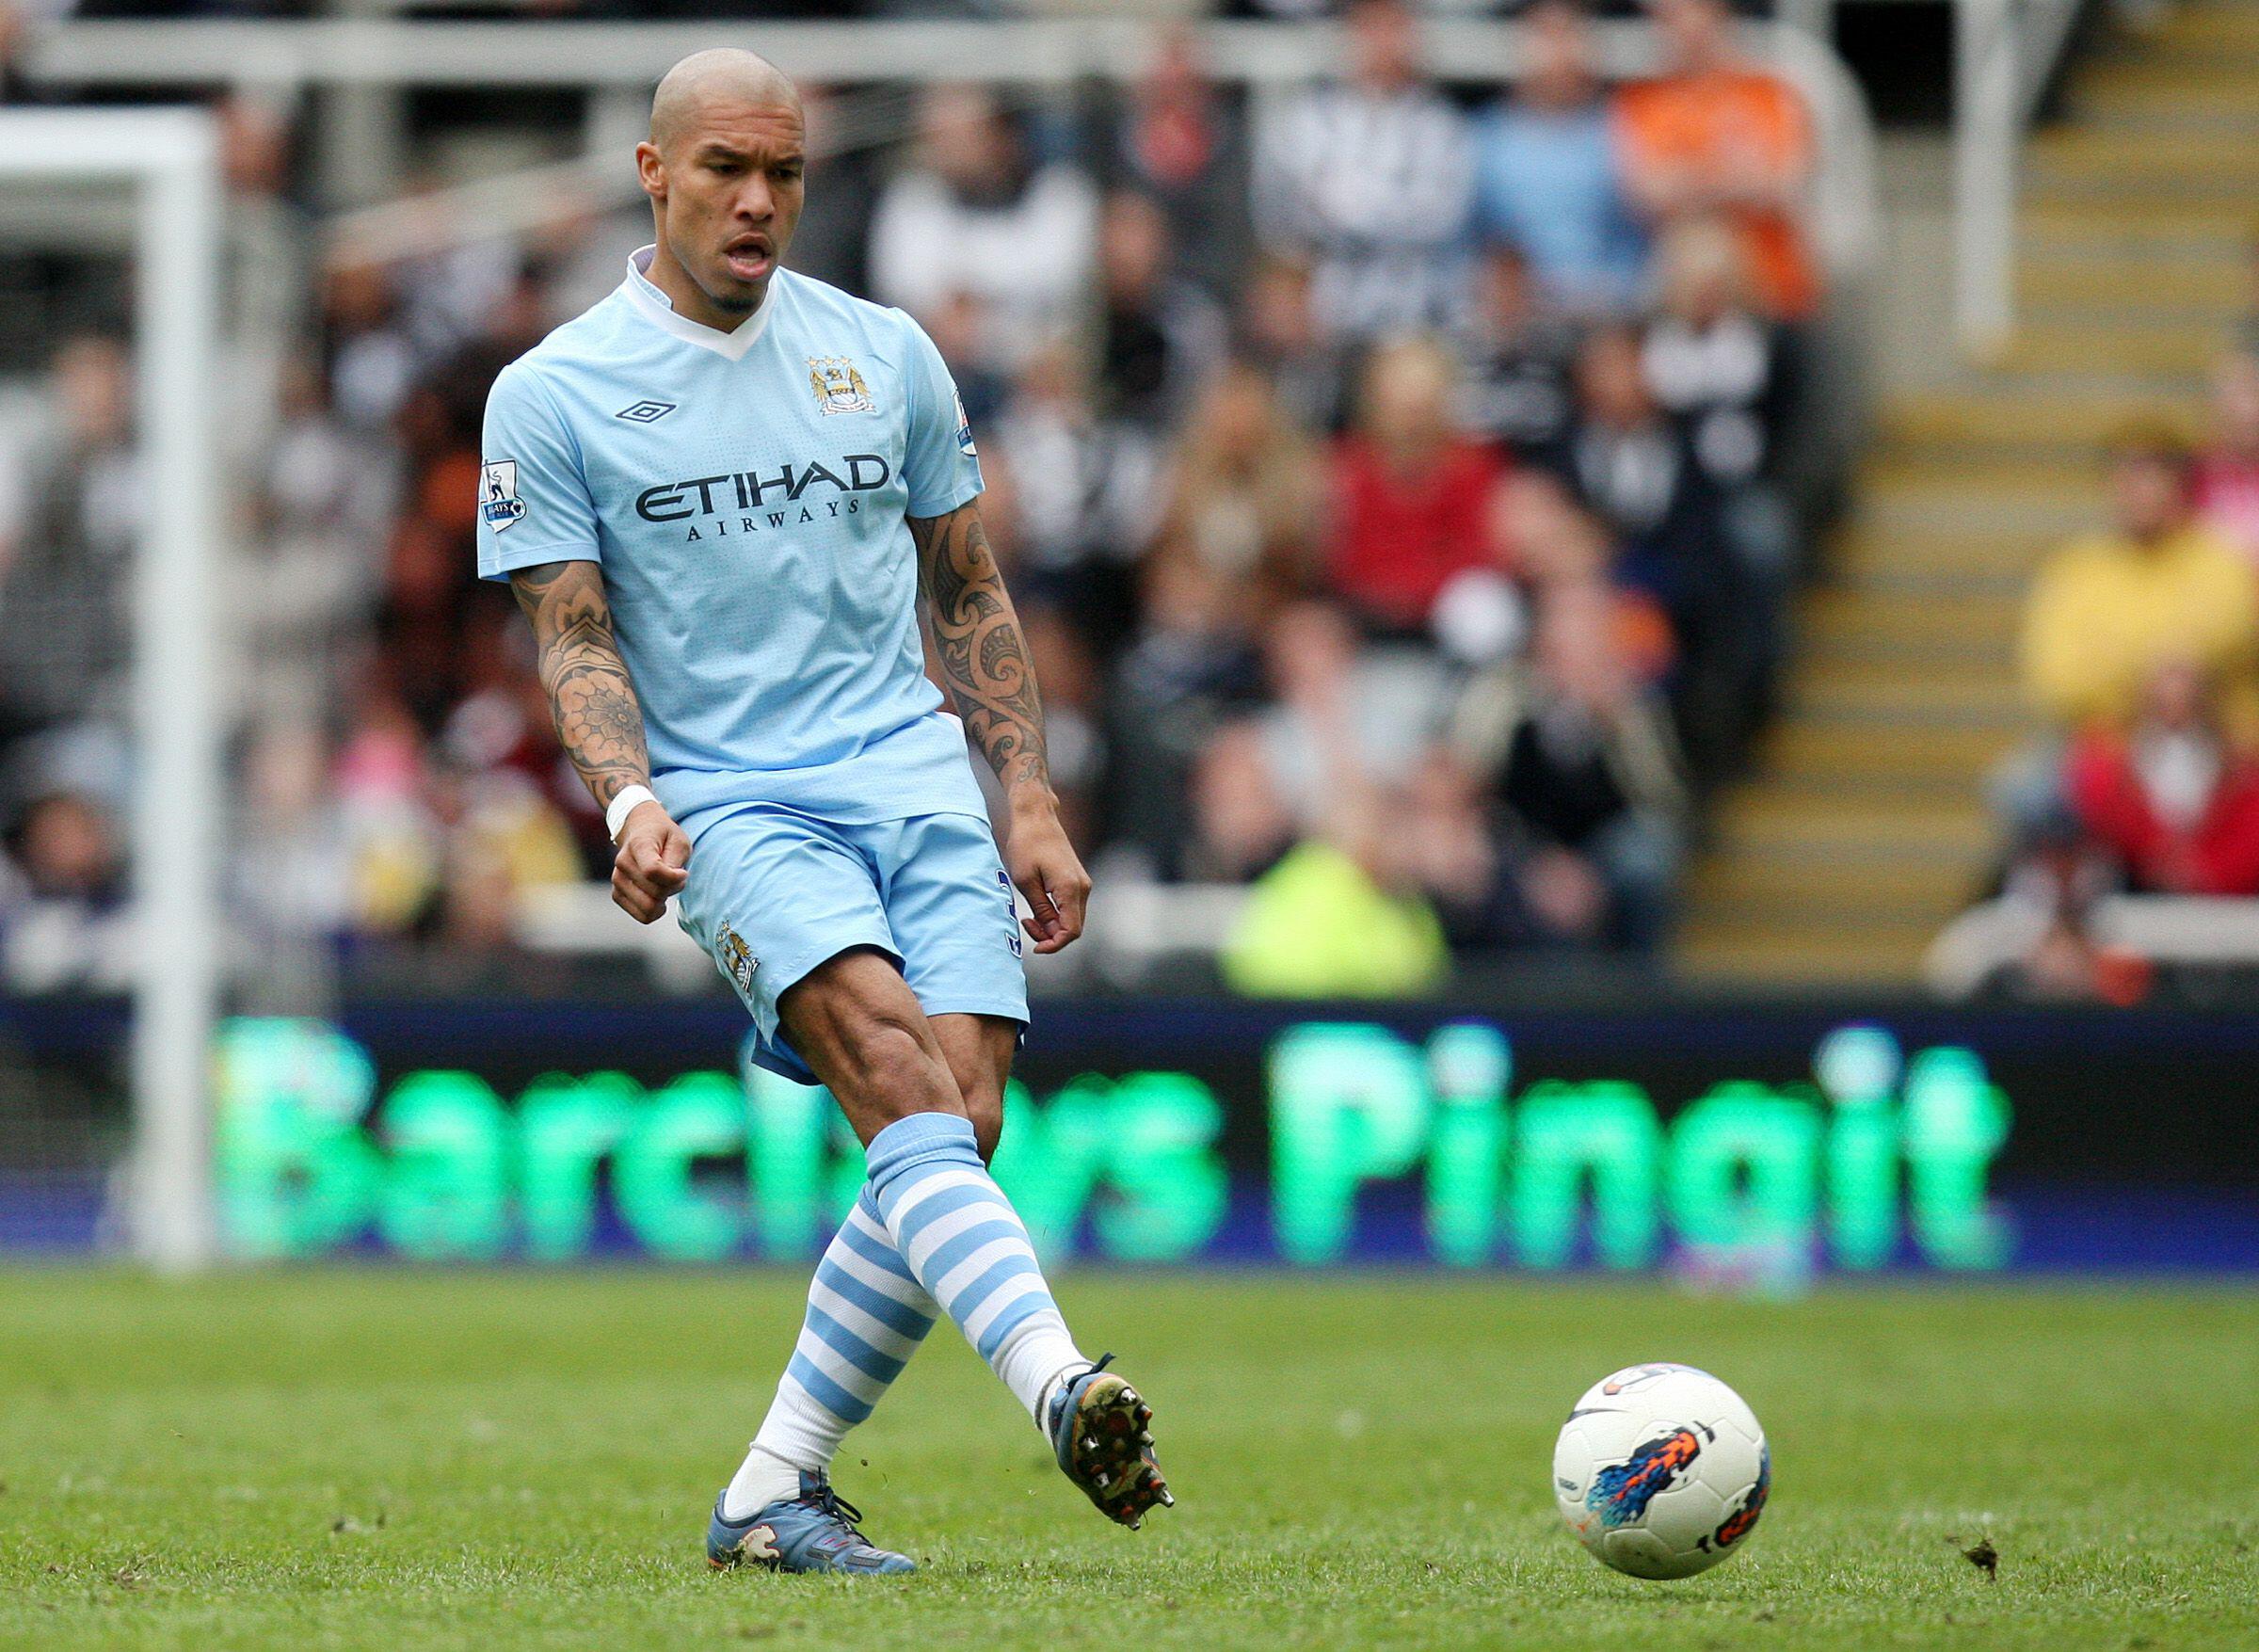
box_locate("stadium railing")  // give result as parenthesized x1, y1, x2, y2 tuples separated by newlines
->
(24, 15, 1881, 292)
(1925, 894, 2259, 998)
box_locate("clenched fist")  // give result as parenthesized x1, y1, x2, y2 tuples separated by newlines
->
(613, 800, 691, 922)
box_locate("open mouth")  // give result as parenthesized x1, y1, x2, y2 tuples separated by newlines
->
(723, 236, 774, 282)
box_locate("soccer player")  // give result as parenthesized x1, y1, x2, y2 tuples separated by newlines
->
(477, 49, 1170, 1574)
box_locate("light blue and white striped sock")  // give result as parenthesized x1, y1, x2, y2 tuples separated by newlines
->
(865, 1111, 1088, 1421)
(725, 1190, 938, 1519)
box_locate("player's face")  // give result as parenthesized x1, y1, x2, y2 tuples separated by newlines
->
(650, 101, 806, 317)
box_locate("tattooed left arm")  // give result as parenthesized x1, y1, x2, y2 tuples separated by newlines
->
(909, 500, 1091, 954)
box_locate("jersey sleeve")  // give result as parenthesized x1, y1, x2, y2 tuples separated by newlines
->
(893, 310, 985, 520)
(476, 361, 602, 581)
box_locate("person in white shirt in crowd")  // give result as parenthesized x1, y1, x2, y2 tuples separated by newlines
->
(1250, 0, 1476, 345)
(1640, 215, 1800, 651)
(868, 84, 1097, 376)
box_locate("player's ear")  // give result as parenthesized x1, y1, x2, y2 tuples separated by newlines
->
(634, 140, 666, 202)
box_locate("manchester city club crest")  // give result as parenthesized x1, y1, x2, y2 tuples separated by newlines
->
(808, 355, 875, 415)
(716, 925, 759, 998)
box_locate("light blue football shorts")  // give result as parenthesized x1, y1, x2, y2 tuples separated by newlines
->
(675, 803, 1029, 1084)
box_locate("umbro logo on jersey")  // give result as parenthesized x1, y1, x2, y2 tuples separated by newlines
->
(616, 399, 679, 424)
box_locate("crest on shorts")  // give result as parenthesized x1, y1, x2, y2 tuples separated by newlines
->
(717, 924, 759, 996)
(479, 460, 525, 532)
(809, 355, 875, 415)
(998, 869, 1022, 958)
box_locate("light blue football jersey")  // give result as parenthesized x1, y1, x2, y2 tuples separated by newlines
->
(476, 248, 987, 831)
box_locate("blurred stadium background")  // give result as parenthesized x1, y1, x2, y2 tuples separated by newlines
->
(0, 0, 2255, 1280)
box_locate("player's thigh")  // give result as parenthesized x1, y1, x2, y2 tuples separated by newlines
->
(779, 948, 968, 1145)
(930, 1011, 1018, 1162)
(873, 810, 1031, 1037)
(674, 806, 897, 1074)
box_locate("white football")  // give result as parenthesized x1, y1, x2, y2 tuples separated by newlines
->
(1552, 1362, 1770, 1580)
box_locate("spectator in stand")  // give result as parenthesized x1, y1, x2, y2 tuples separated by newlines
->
(1451, 576, 1688, 951)
(1149, 360, 1325, 619)
(1615, 0, 1820, 322)
(334, 682, 443, 938)
(2019, 426, 2259, 743)
(1549, 322, 1761, 786)
(1109, 361, 1324, 874)
(2196, 350, 2259, 565)
(1389, 746, 1511, 953)
(1550, 325, 1715, 601)
(1102, 26, 1251, 303)
(240, 352, 398, 717)
(1251, 600, 1456, 874)
(921, 289, 1009, 431)
(1471, 0, 1648, 317)
(231, 718, 353, 1005)
(1018, 605, 1107, 853)
(868, 84, 1097, 374)
(1185, 717, 1296, 886)
(0, 784, 133, 995)
(1491, 468, 1678, 685)
(215, 92, 312, 454)
(422, 756, 581, 960)
(1642, 215, 1800, 703)
(323, 262, 417, 435)
(387, 174, 521, 365)
(1328, 336, 1508, 636)
(1091, 189, 1228, 432)
(988, 337, 1163, 653)
(1216, 602, 1451, 996)
(1455, 244, 1580, 460)
(385, 330, 521, 729)
(2067, 659, 2259, 898)
(1642, 216, 1796, 507)
(1109, 556, 1270, 880)
(1250, 0, 1476, 344)
(0, 336, 137, 746)
(1236, 252, 1350, 434)
(782, 82, 882, 298)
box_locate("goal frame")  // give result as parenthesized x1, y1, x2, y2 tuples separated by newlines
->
(1, 108, 225, 1271)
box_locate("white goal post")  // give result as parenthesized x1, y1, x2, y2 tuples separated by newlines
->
(0, 109, 226, 1272)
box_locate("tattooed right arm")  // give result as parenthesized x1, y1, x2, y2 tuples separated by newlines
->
(506, 559, 652, 810)
(506, 558, 689, 923)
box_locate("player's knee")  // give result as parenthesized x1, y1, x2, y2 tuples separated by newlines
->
(962, 1087, 1005, 1163)
(841, 1016, 964, 1130)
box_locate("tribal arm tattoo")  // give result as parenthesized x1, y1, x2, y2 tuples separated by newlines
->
(506, 559, 653, 810)
(908, 502, 1050, 796)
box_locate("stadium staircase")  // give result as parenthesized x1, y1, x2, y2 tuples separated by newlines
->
(1675, 0, 2256, 987)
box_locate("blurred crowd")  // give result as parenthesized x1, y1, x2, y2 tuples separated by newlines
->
(1982, 283, 2259, 1001)
(0, 0, 1846, 996)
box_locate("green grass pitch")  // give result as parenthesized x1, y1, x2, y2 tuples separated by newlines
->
(0, 1269, 2253, 1650)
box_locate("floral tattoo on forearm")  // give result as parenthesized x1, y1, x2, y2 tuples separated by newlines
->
(909, 503, 1049, 794)
(507, 558, 653, 809)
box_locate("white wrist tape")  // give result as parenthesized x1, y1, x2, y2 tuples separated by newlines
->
(605, 784, 659, 843)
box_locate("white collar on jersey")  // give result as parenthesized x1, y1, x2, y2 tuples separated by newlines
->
(620, 244, 778, 361)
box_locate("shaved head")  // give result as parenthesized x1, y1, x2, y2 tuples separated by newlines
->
(635, 48, 807, 329)
(649, 48, 802, 154)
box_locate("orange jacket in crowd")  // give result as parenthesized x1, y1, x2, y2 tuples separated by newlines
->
(1614, 69, 1819, 321)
